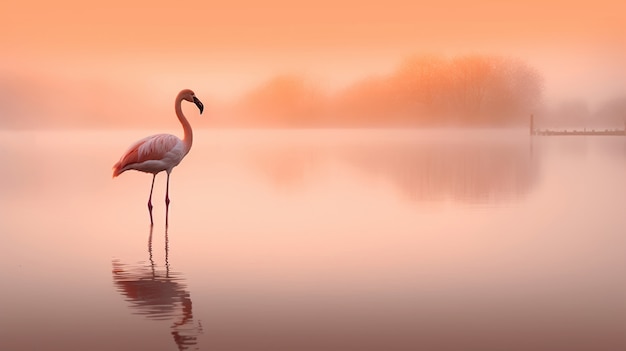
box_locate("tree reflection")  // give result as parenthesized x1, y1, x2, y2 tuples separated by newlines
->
(112, 226, 202, 350)
(245, 133, 539, 204)
(341, 140, 538, 203)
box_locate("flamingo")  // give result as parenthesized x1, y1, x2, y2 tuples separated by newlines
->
(113, 89, 204, 225)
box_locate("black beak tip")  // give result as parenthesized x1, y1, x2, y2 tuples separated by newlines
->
(193, 96, 204, 114)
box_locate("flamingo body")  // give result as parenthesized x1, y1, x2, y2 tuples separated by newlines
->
(113, 134, 186, 177)
(113, 89, 203, 225)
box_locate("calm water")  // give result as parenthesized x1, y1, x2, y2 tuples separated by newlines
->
(1, 129, 625, 351)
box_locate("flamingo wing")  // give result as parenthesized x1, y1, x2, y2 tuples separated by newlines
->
(113, 134, 183, 177)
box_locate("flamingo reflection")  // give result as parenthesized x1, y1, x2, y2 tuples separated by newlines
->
(112, 226, 202, 350)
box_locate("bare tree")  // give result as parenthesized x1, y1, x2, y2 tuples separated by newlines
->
(229, 55, 544, 127)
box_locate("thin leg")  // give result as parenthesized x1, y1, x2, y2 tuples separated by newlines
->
(165, 172, 171, 227)
(165, 225, 170, 275)
(148, 174, 156, 225)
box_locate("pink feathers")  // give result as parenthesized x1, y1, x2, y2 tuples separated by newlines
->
(112, 134, 181, 177)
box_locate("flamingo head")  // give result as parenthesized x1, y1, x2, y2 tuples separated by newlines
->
(180, 89, 204, 114)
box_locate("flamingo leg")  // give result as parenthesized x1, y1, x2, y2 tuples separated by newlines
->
(165, 172, 171, 227)
(148, 174, 156, 225)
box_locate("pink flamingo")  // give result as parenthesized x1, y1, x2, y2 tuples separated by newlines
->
(113, 89, 204, 225)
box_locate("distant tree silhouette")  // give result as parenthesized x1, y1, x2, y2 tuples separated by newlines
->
(330, 54, 543, 126)
(391, 55, 449, 119)
(235, 75, 327, 127)
(331, 75, 394, 126)
(227, 55, 543, 127)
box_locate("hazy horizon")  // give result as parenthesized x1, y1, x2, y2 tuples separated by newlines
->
(1, 52, 624, 130)
(2, 0, 626, 129)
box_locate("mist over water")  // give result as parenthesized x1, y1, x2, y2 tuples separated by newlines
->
(3, 0, 626, 348)
(1, 128, 625, 350)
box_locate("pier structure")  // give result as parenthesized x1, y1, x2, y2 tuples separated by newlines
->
(529, 114, 626, 136)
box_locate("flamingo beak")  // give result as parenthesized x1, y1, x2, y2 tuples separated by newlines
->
(193, 96, 204, 114)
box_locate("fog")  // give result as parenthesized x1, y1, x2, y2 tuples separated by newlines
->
(2, 0, 625, 129)
(1, 53, 625, 129)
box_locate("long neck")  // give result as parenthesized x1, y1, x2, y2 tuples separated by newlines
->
(175, 93, 193, 154)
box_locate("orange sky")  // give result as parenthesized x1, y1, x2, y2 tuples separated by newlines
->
(1, 0, 625, 105)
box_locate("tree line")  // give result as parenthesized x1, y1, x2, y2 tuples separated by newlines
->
(4, 54, 625, 129)
(230, 55, 544, 127)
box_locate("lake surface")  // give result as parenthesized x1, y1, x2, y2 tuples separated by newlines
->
(1, 129, 625, 351)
